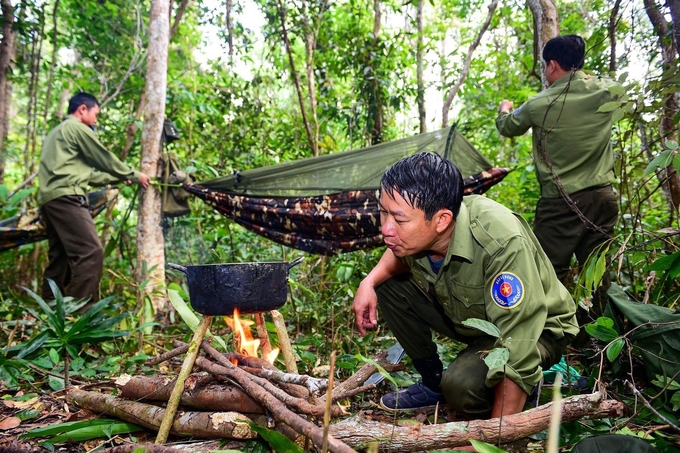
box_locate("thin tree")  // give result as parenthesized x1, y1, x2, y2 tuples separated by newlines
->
(0, 0, 15, 183)
(441, 0, 500, 128)
(275, 0, 317, 156)
(643, 0, 680, 217)
(527, 0, 559, 88)
(136, 0, 170, 314)
(416, 0, 426, 133)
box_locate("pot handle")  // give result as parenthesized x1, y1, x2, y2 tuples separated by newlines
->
(287, 257, 305, 270)
(168, 263, 188, 274)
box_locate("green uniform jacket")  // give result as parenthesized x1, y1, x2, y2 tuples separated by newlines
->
(401, 195, 579, 394)
(495, 71, 622, 198)
(38, 116, 141, 207)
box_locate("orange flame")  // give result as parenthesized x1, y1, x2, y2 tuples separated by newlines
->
(224, 309, 279, 364)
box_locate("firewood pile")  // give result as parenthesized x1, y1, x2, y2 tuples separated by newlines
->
(65, 334, 626, 452)
(66, 337, 404, 453)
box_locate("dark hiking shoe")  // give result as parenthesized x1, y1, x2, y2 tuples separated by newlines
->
(379, 382, 444, 412)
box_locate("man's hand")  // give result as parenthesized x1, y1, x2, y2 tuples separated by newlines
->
(138, 173, 150, 189)
(498, 99, 514, 114)
(353, 281, 378, 336)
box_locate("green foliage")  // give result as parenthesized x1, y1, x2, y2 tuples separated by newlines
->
(10, 281, 129, 361)
(468, 439, 507, 453)
(248, 422, 304, 453)
(20, 418, 143, 447)
(461, 318, 509, 369)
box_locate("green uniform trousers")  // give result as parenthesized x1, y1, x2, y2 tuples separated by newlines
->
(377, 273, 567, 416)
(534, 185, 617, 318)
(40, 195, 103, 303)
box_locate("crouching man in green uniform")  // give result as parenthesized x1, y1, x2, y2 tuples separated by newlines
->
(353, 152, 579, 420)
(38, 92, 150, 305)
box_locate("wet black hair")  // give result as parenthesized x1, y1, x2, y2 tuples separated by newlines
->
(67, 92, 99, 114)
(380, 152, 464, 220)
(542, 35, 585, 71)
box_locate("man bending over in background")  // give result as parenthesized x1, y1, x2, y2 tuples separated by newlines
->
(38, 92, 150, 306)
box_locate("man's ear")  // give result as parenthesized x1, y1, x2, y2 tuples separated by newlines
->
(434, 209, 454, 233)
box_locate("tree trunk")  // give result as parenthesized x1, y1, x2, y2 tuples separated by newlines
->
(0, 0, 15, 183)
(41, 0, 60, 137)
(644, 0, 680, 218)
(441, 0, 499, 128)
(668, 0, 680, 58)
(416, 0, 426, 133)
(526, 0, 559, 88)
(608, 0, 622, 74)
(369, 0, 383, 145)
(328, 393, 623, 451)
(275, 0, 317, 156)
(137, 0, 170, 314)
(301, 0, 320, 156)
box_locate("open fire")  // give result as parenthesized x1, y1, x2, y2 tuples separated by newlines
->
(225, 308, 280, 364)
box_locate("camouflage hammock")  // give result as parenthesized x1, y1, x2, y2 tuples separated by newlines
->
(186, 126, 510, 255)
(0, 188, 119, 252)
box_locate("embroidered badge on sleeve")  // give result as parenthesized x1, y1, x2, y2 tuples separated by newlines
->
(491, 272, 525, 309)
(513, 107, 521, 116)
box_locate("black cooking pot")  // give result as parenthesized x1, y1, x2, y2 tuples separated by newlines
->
(168, 257, 304, 315)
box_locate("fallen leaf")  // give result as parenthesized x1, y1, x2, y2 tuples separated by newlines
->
(0, 417, 21, 430)
(12, 397, 39, 410)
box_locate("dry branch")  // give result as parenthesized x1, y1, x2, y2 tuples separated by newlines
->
(117, 374, 265, 414)
(67, 388, 258, 439)
(323, 350, 404, 401)
(328, 392, 623, 451)
(192, 351, 356, 453)
(145, 343, 190, 366)
(195, 355, 344, 418)
(239, 365, 328, 394)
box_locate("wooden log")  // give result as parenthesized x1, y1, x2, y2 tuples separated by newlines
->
(328, 393, 624, 451)
(67, 388, 258, 439)
(221, 350, 309, 399)
(196, 343, 357, 453)
(117, 374, 266, 414)
(195, 356, 344, 418)
(254, 312, 272, 357)
(271, 309, 298, 373)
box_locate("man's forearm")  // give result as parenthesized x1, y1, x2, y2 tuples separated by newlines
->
(490, 377, 528, 418)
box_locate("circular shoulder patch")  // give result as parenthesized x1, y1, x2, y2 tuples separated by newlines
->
(490, 272, 525, 309)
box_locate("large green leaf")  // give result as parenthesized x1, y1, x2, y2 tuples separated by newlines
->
(21, 419, 142, 444)
(167, 289, 227, 350)
(484, 347, 509, 369)
(606, 338, 625, 362)
(462, 318, 501, 338)
(15, 331, 50, 359)
(249, 422, 304, 453)
(585, 324, 618, 343)
(644, 149, 674, 175)
(469, 439, 507, 452)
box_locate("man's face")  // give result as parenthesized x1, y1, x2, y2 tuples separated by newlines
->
(379, 189, 440, 257)
(79, 104, 100, 127)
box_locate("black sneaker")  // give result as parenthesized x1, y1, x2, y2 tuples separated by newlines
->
(379, 382, 444, 412)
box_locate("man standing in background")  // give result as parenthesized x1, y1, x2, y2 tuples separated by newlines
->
(38, 92, 150, 306)
(496, 35, 622, 317)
